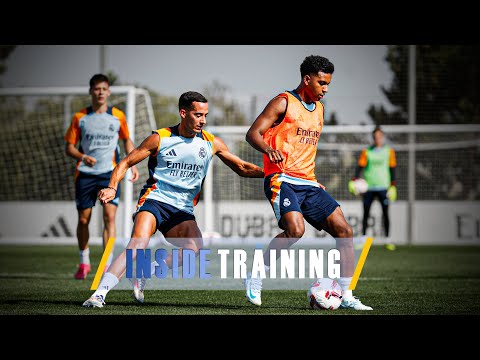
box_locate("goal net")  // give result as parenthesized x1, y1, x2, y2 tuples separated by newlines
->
(0, 86, 156, 240)
(206, 125, 480, 199)
(201, 124, 480, 244)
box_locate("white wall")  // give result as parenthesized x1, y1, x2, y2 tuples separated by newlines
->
(1, 200, 478, 245)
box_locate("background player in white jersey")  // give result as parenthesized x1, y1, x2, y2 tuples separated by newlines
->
(65, 74, 139, 280)
(82, 91, 264, 308)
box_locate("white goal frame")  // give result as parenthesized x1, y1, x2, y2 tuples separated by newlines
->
(0, 86, 156, 239)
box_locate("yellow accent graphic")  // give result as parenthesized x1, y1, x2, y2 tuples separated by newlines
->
(90, 237, 116, 290)
(349, 237, 373, 290)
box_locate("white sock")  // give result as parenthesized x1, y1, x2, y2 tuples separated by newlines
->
(80, 248, 90, 265)
(92, 272, 119, 299)
(264, 265, 270, 273)
(342, 290, 353, 300)
(337, 277, 353, 300)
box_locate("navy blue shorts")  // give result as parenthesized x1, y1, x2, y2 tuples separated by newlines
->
(134, 198, 196, 236)
(75, 171, 120, 210)
(264, 174, 339, 231)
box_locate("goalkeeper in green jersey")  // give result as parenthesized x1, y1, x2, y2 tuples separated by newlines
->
(349, 126, 397, 250)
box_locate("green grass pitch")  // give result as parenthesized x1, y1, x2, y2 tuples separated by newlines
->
(0, 244, 479, 315)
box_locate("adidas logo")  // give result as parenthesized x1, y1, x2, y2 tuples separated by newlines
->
(166, 149, 177, 156)
(41, 215, 73, 237)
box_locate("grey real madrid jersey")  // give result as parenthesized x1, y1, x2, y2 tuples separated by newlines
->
(64, 106, 130, 175)
(136, 124, 215, 214)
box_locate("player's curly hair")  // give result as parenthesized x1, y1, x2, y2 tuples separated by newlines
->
(300, 55, 334, 77)
(179, 91, 208, 111)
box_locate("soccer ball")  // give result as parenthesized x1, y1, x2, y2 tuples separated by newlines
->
(353, 178, 368, 194)
(307, 278, 343, 310)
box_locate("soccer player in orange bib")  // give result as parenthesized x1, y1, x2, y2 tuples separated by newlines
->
(244, 55, 372, 310)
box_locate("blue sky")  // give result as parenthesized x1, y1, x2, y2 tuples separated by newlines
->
(1, 45, 394, 124)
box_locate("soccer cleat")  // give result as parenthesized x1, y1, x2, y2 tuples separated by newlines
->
(131, 277, 147, 303)
(82, 295, 105, 308)
(244, 272, 262, 306)
(74, 263, 91, 280)
(385, 243, 397, 251)
(383, 237, 396, 251)
(340, 296, 373, 310)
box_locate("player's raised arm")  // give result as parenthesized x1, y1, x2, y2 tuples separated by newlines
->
(98, 133, 159, 204)
(245, 96, 287, 164)
(213, 136, 264, 178)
